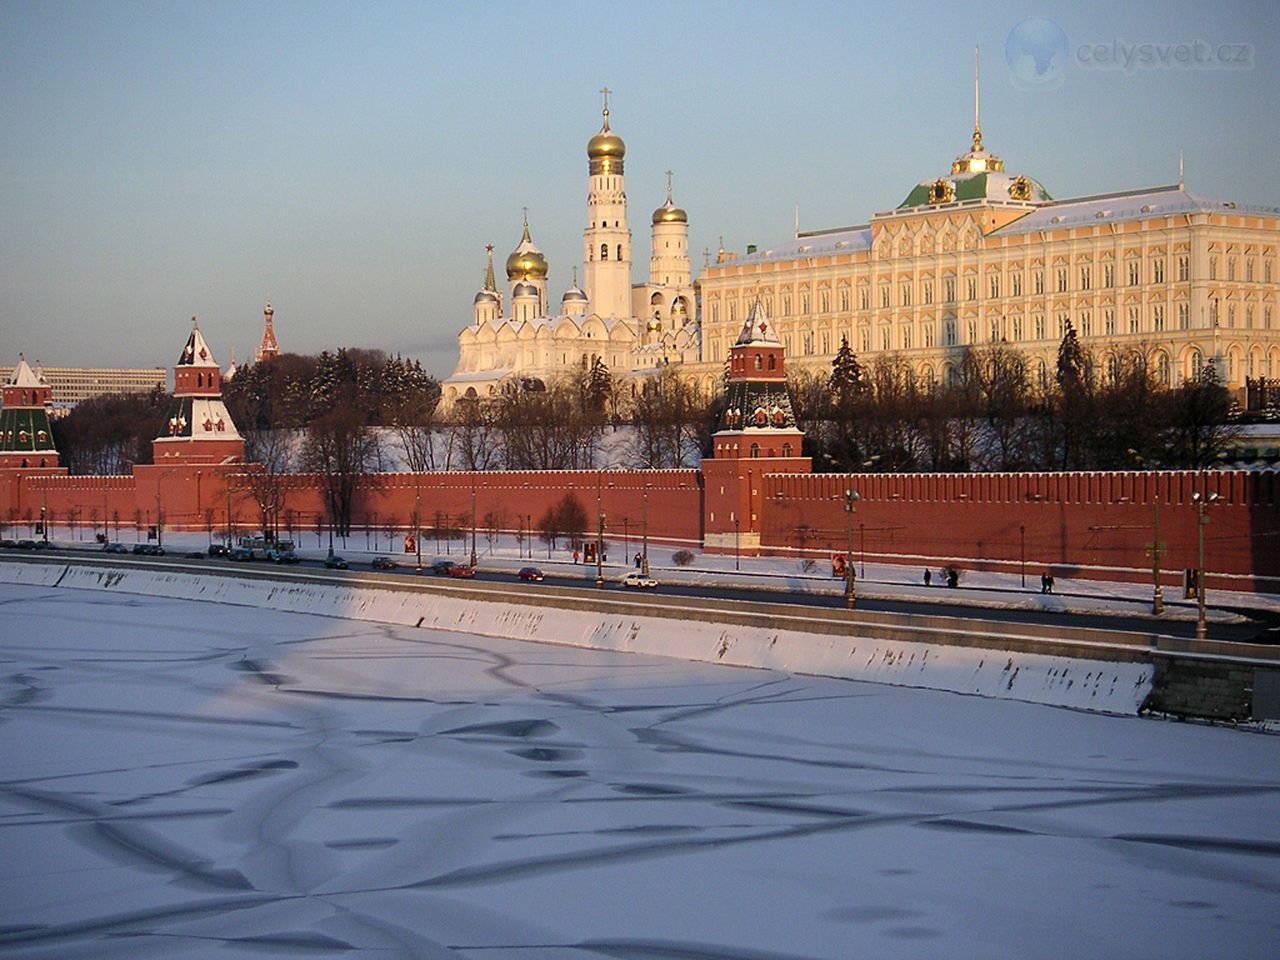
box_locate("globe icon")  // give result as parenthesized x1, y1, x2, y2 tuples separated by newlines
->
(1005, 18, 1069, 89)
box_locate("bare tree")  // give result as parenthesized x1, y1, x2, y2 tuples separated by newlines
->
(300, 405, 384, 537)
(448, 399, 502, 471)
(627, 367, 710, 468)
(241, 428, 296, 538)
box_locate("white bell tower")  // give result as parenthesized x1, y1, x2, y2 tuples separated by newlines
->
(581, 88, 632, 320)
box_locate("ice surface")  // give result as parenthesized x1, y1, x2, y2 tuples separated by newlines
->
(1, 583, 1278, 958)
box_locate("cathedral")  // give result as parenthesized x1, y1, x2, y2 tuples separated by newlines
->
(443, 93, 699, 404)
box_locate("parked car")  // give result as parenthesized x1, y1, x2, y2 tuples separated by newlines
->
(132, 543, 165, 556)
(621, 572, 658, 589)
(430, 559, 454, 576)
(371, 556, 397, 570)
(324, 554, 349, 570)
(229, 547, 254, 561)
(185, 551, 205, 559)
(16, 539, 37, 550)
(446, 563, 476, 579)
(207, 544, 229, 558)
(270, 549, 300, 564)
(103, 542, 130, 554)
(0, 539, 16, 549)
(517, 566, 545, 582)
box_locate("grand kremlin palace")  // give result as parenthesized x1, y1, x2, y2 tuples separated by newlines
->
(446, 97, 1280, 400)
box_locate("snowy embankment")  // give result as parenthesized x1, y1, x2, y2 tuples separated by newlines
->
(1, 559, 1154, 715)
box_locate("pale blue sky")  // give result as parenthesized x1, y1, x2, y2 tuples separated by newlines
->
(2, 0, 1276, 377)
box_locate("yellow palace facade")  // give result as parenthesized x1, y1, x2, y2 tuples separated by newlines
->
(692, 122, 1280, 396)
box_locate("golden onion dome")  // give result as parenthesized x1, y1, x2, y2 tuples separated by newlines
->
(587, 102, 625, 161)
(505, 219, 549, 280)
(652, 202, 687, 224)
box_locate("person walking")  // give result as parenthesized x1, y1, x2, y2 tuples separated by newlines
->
(923, 568, 932, 587)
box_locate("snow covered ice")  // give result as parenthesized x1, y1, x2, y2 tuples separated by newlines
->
(2, 582, 1279, 958)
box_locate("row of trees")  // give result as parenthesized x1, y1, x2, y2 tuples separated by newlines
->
(50, 386, 171, 474)
(795, 326, 1239, 472)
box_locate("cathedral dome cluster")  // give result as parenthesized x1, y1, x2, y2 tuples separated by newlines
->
(446, 92, 699, 403)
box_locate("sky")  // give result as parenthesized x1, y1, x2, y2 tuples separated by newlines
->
(2, 0, 1277, 378)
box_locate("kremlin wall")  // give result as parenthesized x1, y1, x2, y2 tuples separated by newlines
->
(3, 309, 1278, 595)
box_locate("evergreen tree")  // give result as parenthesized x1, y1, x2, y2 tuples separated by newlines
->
(1054, 319, 1091, 469)
(829, 335, 863, 404)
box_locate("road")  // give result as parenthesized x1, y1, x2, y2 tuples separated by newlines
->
(13, 541, 1277, 644)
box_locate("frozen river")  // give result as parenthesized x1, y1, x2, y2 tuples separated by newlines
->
(2, 581, 1279, 958)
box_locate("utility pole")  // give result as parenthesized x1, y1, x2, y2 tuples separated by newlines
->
(470, 478, 478, 569)
(642, 483, 650, 576)
(1192, 491, 1219, 640)
(844, 489, 859, 610)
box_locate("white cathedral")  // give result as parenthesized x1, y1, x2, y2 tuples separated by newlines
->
(443, 93, 699, 404)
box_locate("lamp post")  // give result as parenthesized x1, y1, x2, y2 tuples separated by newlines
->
(1151, 492, 1164, 616)
(155, 480, 163, 550)
(1019, 524, 1026, 588)
(843, 489, 860, 610)
(642, 483, 650, 577)
(595, 475, 605, 588)
(1192, 490, 1219, 640)
(859, 521, 866, 579)
(470, 478, 478, 569)
(734, 516, 740, 571)
(414, 483, 423, 574)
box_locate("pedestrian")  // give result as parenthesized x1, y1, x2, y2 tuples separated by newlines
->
(1040, 573, 1048, 594)
(1046, 573, 1055, 594)
(573, 548, 578, 564)
(923, 568, 932, 587)
(947, 568, 958, 589)
(634, 552, 642, 569)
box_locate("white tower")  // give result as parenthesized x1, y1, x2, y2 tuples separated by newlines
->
(473, 244, 502, 325)
(581, 88, 632, 320)
(650, 170, 690, 288)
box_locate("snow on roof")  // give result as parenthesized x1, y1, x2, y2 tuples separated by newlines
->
(6, 356, 44, 388)
(731, 226, 872, 266)
(736, 299, 781, 346)
(993, 185, 1280, 236)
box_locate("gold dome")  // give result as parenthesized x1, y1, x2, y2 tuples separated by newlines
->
(505, 219, 548, 280)
(652, 203, 687, 224)
(587, 128, 625, 161)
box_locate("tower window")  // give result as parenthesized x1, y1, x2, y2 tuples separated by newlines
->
(617, 244, 623, 260)
(601, 243, 609, 260)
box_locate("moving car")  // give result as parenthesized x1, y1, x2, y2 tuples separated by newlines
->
(103, 542, 130, 554)
(229, 546, 254, 561)
(371, 556, 397, 570)
(270, 548, 300, 564)
(621, 572, 658, 589)
(324, 554, 349, 570)
(132, 543, 165, 556)
(446, 563, 476, 579)
(517, 566, 544, 582)
(207, 544, 229, 558)
(429, 559, 454, 576)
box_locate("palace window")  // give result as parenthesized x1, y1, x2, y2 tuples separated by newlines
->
(1247, 258, 1254, 282)
(821, 331, 830, 354)
(1178, 256, 1189, 281)
(880, 285, 890, 309)
(859, 288, 869, 310)
(1209, 256, 1218, 280)
(728, 301, 736, 324)
(820, 289, 830, 313)
(782, 294, 791, 315)
(900, 283, 911, 307)
(802, 332, 814, 355)
(1228, 257, 1236, 281)
(1104, 309, 1116, 335)
(966, 319, 977, 343)
(966, 277, 977, 301)
(1157, 353, 1171, 385)
(1012, 273, 1022, 297)
(1227, 305, 1236, 328)
(1079, 266, 1091, 290)
(859, 328, 870, 352)
(1033, 270, 1044, 294)
(1178, 302, 1189, 329)
(1012, 317, 1023, 341)
(1034, 315, 1045, 340)
(989, 274, 1000, 299)
(800, 292, 810, 314)
(1127, 260, 1139, 285)
(944, 319, 956, 346)
(1153, 304, 1165, 332)
(989, 321, 999, 343)
(1057, 313, 1068, 339)
(944, 277, 956, 302)
(902, 325, 912, 350)
(1153, 259, 1165, 283)
(1266, 259, 1273, 283)
(880, 326, 891, 351)
(1103, 262, 1114, 287)
(1080, 311, 1092, 337)
(1246, 306, 1254, 328)
(839, 288, 850, 312)
(1265, 306, 1273, 328)
(923, 282, 933, 305)
(1056, 268, 1068, 293)
(924, 323, 935, 348)
(1128, 306, 1140, 334)
(710, 301, 720, 323)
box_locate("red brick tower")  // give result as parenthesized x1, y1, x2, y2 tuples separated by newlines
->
(255, 301, 280, 363)
(152, 318, 245, 464)
(0, 356, 57, 469)
(702, 299, 810, 554)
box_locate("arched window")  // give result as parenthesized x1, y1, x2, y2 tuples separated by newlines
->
(768, 354, 776, 370)
(750, 443, 760, 458)
(601, 243, 609, 261)
(754, 355, 763, 370)
(782, 443, 793, 458)
(616, 244, 623, 261)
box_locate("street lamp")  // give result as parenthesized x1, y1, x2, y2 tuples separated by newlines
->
(734, 516, 740, 572)
(596, 475, 605, 588)
(642, 482, 650, 577)
(414, 482, 423, 574)
(1191, 491, 1219, 640)
(843, 489, 860, 610)
(470, 478, 478, 569)
(1019, 524, 1026, 589)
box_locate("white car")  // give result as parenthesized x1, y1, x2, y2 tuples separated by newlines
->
(621, 572, 658, 589)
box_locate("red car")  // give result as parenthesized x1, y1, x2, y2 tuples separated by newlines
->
(517, 566, 544, 582)
(447, 563, 476, 579)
